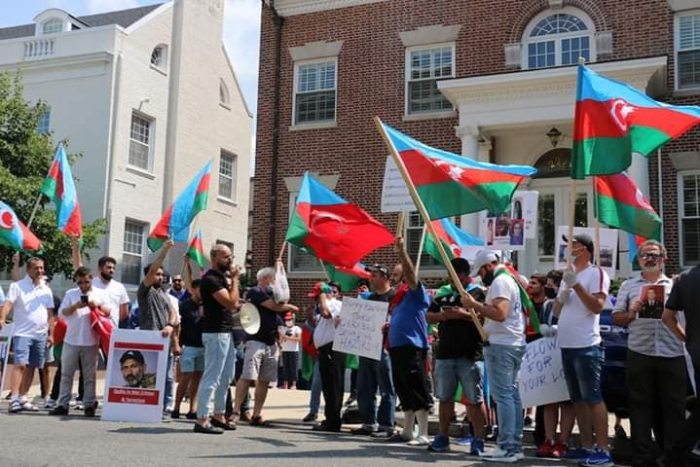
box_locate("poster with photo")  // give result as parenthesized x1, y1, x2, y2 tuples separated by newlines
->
(479, 191, 538, 251)
(638, 284, 664, 320)
(101, 329, 169, 423)
(554, 226, 619, 279)
(0, 324, 14, 396)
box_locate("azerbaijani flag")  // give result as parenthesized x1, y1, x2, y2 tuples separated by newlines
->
(378, 120, 537, 220)
(325, 262, 370, 293)
(40, 144, 82, 237)
(0, 201, 42, 251)
(425, 219, 484, 266)
(595, 172, 661, 240)
(572, 65, 700, 179)
(285, 172, 394, 268)
(186, 229, 206, 269)
(628, 233, 645, 271)
(148, 160, 212, 251)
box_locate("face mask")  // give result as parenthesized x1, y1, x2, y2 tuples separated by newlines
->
(482, 270, 495, 286)
(545, 287, 557, 299)
(571, 247, 585, 258)
(285, 320, 293, 327)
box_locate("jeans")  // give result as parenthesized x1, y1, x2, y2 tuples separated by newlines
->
(164, 353, 174, 410)
(484, 343, 526, 452)
(309, 360, 322, 414)
(357, 351, 395, 430)
(561, 345, 604, 404)
(197, 333, 236, 419)
(57, 344, 97, 410)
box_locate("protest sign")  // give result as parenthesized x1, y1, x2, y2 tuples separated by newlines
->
(101, 329, 169, 423)
(0, 324, 14, 396)
(479, 191, 538, 251)
(381, 156, 416, 213)
(518, 336, 569, 407)
(333, 297, 388, 360)
(555, 226, 619, 278)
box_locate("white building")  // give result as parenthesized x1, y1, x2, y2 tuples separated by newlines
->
(0, 1, 252, 288)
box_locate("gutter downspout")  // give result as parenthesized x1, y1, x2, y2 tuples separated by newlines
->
(267, 0, 284, 265)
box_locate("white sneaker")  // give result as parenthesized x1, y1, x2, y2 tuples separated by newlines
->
(480, 447, 519, 463)
(407, 436, 430, 446)
(75, 402, 85, 410)
(21, 401, 39, 412)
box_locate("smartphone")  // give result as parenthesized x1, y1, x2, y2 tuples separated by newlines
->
(80, 295, 88, 305)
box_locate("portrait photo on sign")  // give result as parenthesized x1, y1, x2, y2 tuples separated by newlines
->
(112, 349, 158, 389)
(510, 219, 525, 246)
(599, 248, 614, 268)
(638, 284, 664, 320)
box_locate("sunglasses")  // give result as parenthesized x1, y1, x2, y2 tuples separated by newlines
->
(173, 279, 183, 282)
(639, 253, 663, 260)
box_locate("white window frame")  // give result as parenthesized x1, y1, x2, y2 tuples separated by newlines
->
(287, 192, 323, 275)
(404, 42, 456, 116)
(678, 170, 700, 266)
(41, 18, 64, 35)
(122, 219, 148, 285)
(218, 151, 237, 202)
(674, 10, 700, 91)
(521, 8, 596, 70)
(404, 211, 444, 272)
(128, 111, 155, 173)
(150, 45, 168, 74)
(219, 79, 231, 108)
(292, 57, 338, 127)
(37, 108, 51, 135)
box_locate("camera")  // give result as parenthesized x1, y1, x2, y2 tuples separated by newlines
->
(80, 295, 88, 305)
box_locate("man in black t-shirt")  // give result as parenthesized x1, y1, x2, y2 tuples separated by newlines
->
(173, 279, 203, 419)
(232, 266, 298, 427)
(426, 258, 487, 455)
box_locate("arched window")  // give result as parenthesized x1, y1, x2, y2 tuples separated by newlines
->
(219, 80, 230, 106)
(523, 10, 595, 69)
(150, 45, 168, 71)
(41, 18, 63, 35)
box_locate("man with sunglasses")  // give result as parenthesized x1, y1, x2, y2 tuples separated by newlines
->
(612, 240, 684, 467)
(170, 274, 190, 302)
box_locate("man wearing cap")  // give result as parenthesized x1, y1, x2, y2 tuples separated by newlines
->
(461, 250, 527, 462)
(352, 264, 396, 438)
(119, 350, 156, 388)
(554, 234, 612, 467)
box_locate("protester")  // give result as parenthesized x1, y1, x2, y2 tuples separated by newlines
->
(279, 311, 301, 389)
(173, 277, 204, 419)
(554, 234, 612, 467)
(0, 257, 55, 413)
(461, 251, 526, 462)
(660, 260, 700, 466)
(389, 264, 404, 287)
(426, 258, 486, 455)
(50, 267, 111, 417)
(386, 238, 432, 445)
(310, 281, 344, 432)
(232, 267, 298, 427)
(170, 274, 190, 302)
(352, 264, 396, 438)
(302, 301, 322, 422)
(194, 244, 241, 434)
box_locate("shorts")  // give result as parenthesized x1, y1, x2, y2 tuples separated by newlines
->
(180, 345, 205, 373)
(241, 340, 279, 382)
(435, 357, 484, 404)
(389, 345, 432, 412)
(13, 335, 47, 368)
(561, 345, 604, 404)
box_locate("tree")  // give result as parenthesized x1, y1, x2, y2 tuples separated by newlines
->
(0, 72, 106, 278)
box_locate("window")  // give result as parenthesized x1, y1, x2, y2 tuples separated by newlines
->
(42, 19, 63, 35)
(405, 211, 441, 269)
(538, 194, 555, 257)
(220, 80, 230, 106)
(37, 109, 50, 135)
(523, 11, 594, 69)
(288, 193, 322, 272)
(219, 151, 237, 201)
(680, 172, 700, 265)
(677, 13, 700, 90)
(406, 44, 454, 114)
(129, 112, 153, 171)
(150, 45, 167, 70)
(122, 220, 146, 285)
(293, 60, 337, 125)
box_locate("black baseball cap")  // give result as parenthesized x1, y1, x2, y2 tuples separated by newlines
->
(119, 350, 145, 365)
(365, 264, 390, 277)
(562, 233, 594, 255)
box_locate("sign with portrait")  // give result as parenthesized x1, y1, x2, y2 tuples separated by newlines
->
(479, 191, 538, 251)
(101, 329, 169, 423)
(0, 324, 14, 396)
(554, 226, 619, 278)
(638, 284, 664, 320)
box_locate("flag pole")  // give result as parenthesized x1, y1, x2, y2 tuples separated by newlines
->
(415, 224, 428, 277)
(657, 149, 665, 245)
(25, 193, 43, 229)
(277, 241, 288, 263)
(592, 177, 602, 266)
(319, 259, 332, 282)
(568, 56, 588, 269)
(374, 116, 487, 341)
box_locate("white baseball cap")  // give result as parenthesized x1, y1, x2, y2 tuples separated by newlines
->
(470, 250, 500, 277)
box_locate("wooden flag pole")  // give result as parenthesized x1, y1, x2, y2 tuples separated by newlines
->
(592, 177, 602, 266)
(319, 259, 332, 282)
(415, 224, 428, 277)
(25, 193, 43, 229)
(374, 116, 487, 341)
(277, 241, 288, 263)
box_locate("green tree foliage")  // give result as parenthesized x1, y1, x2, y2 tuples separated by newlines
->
(0, 72, 106, 278)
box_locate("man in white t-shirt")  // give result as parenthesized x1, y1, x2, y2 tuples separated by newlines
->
(92, 256, 130, 326)
(0, 257, 55, 413)
(49, 266, 112, 417)
(461, 250, 526, 462)
(554, 234, 612, 467)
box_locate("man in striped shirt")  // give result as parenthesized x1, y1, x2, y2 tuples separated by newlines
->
(612, 240, 685, 467)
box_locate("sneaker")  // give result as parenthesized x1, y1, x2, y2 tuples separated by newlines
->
(524, 415, 533, 427)
(469, 438, 485, 456)
(49, 406, 69, 416)
(481, 448, 519, 463)
(75, 402, 85, 411)
(407, 436, 430, 446)
(351, 426, 376, 436)
(344, 396, 357, 406)
(537, 440, 554, 458)
(456, 436, 475, 446)
(427, 434, 450, 452)
(84, 406, 96, 418)
(552, 441, 568, 458)
(45, 399, 57, 410)
(565, 447, 592, 460)
(370, 429, 394, 439)
(386, 433, 411, 443)
(579, 449, 614, 467)
(193, 422, 224, 435)
(21, 401, 39, 412)
(302, 412, 318, 423)
(9, 399, 22, 413)
(615, 424, 627, 440)
(186, 412, 197, 420)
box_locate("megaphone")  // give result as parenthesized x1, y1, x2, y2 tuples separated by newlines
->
(239, 303, 261, 335)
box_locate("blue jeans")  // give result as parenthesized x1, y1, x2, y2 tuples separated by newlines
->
(164, 353, 174, 410)
(309, 360, 322, 414)
(561, 345, 604, 404)
(484, 344, 526, 452)
(197, 333, 236, 419)
(357, 350, 395, 430)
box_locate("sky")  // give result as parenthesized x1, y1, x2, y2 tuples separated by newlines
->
(0, 0, 262, 169)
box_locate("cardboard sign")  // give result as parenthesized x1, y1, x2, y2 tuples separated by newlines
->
(101, 329, 169, 423)
(479, 191, 538, 251)
(332, 297, 388, 360)
(0, 324, 14, 396)
(518, 336, 570, 407)
(381, 156, 416, 213)
(555, 226, 619, 278)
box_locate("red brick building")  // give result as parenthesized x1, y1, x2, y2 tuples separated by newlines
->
(253, 0, 700, 304)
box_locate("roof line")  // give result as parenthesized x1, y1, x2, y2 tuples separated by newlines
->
(124, 2, 172, 34)
(221, 44, 253, 118)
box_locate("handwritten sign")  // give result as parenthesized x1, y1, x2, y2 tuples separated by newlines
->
(381, 156, 416, 213)
(517, 336, 570, 407)
(333, 297, 388, 360)
(0, 324, 14, 396)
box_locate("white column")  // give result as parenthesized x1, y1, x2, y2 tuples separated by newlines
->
(456, 125, 482, 237)
(628, 152, 650, 197)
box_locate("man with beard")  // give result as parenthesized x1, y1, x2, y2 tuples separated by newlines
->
(169, 274, 190, 302)
(195, 244, 242, 434)
(119, 350, 156, 388)
(390, 264, 404, 287)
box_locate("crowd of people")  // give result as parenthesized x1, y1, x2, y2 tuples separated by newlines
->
(1, 233, 700, 467)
